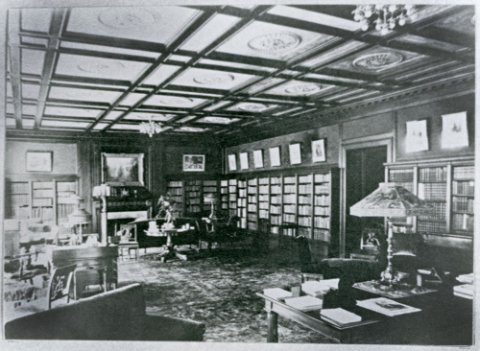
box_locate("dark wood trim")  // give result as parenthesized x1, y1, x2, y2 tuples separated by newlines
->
(7, 10, 22, 129)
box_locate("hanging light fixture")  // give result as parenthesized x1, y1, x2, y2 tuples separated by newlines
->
(139, 116, 163, 137)
(353, 4, 415, 35)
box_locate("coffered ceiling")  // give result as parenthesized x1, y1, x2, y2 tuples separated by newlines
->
(5, 4, 475, 142)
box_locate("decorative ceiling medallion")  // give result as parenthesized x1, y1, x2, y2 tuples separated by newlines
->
(192, 73, 235, 85)
(248, 32, 302, 52)
(98, 8, 158, 29)
(156, 96, 194, 106)
(197, 116, 239, 124)
(238, 102, 268, 112)
(284, 83, 321, 95)
(77, 60, 125, 74)
(352, 52, 404, 71)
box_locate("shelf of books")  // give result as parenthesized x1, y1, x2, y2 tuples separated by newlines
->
(228, 179, 238, 218)
(184, 180, 202, 215)
(258, 177, 270, 222)
(385, 157, 474, 238)
(269, 176, 282, 235)
(247, 178, 258, 231)
(202, 180, 218, 213)
(6, 176, 78, 225)
(298, 174, 313, 238)
(220, 180, 229, 211)
(313, 172, 332, 242)
(166, 180, 184, 217)
(451, 165, 474, 235)
(237, 179, 247, 228)
(282, 175, 297, 238)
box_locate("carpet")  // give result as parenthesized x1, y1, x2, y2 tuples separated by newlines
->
(118, 246, 331, 343)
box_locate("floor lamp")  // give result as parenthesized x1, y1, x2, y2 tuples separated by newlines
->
(350, 183, 432, 285)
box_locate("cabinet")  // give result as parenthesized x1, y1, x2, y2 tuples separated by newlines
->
(385, 157, 474, 237)
(5, 175, 78, 225)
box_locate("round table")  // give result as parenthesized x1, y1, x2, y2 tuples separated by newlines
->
(145, 227, 189, 262)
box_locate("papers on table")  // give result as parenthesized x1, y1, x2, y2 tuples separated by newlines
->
(356, 297, 421, 317)
(301, 279, 339, 297)
(320, 308, 362, 328)
(454, 284, 473, 300)
(263, 288, 292, 301)
(456, 273, 474, 284)
(285, 295, 323, 312)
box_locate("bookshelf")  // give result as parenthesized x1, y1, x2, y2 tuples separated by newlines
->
(228, 179, 238, 217)
(247, 178, 258, 231)
(282, 175, 297, 238)
(313, 172, 332, 242)
(269, 176, 282, 235)
(184, 180, 202, 215)
(297, 174, 313, 238)
(202, 180, 218, 213)
(220, 179, 229, 211)
(166, 180, 184, 217)
(237, 179, 247, 229)
(385, 157, 474, 238)
(5, 175, 78, 225)
(258, 177, 270, 221)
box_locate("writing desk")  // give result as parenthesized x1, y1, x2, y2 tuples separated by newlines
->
(257, 284, 472, 344)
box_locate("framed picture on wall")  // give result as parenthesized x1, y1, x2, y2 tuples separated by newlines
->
(228, 154, 237, 171)
(289, 143, 302, 165)
(239, 152, 249, 170)
(102, 153, 144, 185)
(253, 150, 263, 169)
(183, 154, 205, 172)
(311, 139, 326, 162)
(405, 120, 429, 153)
(441, 111, 468, 149)
(269, 147, 281, 167)
(26, 150, 53, 172)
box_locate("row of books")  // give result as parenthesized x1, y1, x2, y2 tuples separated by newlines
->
(418, 183, 447, 201)
(452, 197, 474, 213)
(419, 167, 447, 182)
(389, 169, 414, 182)
(314, 195, 330, 206)
(452, 181, 475, 195)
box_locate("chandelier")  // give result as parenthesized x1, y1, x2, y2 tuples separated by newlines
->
(139, 117, 163, 137)
(353, 4, 414, 35)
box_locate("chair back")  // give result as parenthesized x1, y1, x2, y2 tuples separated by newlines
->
(48, 264, 76, 309)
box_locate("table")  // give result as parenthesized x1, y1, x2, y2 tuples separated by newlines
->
(145, 227, 189, 262)
(257, 284, 473, 344)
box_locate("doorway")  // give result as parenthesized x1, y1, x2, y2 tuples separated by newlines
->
(344, 145, 387, 256)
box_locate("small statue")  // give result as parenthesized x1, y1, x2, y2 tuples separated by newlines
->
(156, 195, 175, 224)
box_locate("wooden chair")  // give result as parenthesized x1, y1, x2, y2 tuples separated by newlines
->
(47, 264, 76, 309)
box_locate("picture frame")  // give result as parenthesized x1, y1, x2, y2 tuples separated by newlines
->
(227, 154, 237, 171)
(183, 154, 205, 172)
(269, 146, 281, 167)
(311, 139, 326, 163)
(101, 153, 144, 185)
(289, 143, 302, 165)
(405, 119, 429, 153)
(25, 150, 53, 172)
(253, 149, 263, 169)
(239, 152, 249, 170)
(441, 111, 468, 149)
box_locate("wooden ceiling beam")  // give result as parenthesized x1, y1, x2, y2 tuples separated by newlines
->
(34, 8, 68, 129)
(7, 10, 22, 129)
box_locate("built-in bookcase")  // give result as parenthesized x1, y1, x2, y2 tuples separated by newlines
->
(269, 176, 282, 235)
(297, 174, 313, 238)
(247, 178, 258, 231)
(166, 180, 184, 217)
(258, 178, 269, 221)
(385, 157, 474, 238)
(282, 175, 297, 227)
(228, 179, 238, 217)
(184, 180, 202, 215)
(237, 179, 247, 228)
(202, 180, 218, 213)
(6, 175, 78, 225)
(220, 180, 229, 211)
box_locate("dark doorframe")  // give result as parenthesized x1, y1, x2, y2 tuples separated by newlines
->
(339, 134, 394, 258)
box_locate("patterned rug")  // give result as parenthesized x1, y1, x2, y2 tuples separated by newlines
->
(118, 246, 331, 343)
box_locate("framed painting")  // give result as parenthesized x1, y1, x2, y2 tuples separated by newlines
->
(253, 149, 263, 169)
(239, 152, 249, 170)
(441, 111, 468, 149)
(405, 119, 429, 153)
(228, 154, 237, 171)
(26, 151, 53, 172)
(269, 146, 281, 167)
(289, 143, 302, 165)
(101, 153, 144, 185)
(183, 154, 205, 172)
(312, 139, 326, 163)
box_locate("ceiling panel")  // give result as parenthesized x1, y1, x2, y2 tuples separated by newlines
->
(227, 102, 278, 113)
(21, 48, 45, 75)
(55, 53, 149, 81)
(67, 7, 201, 45)
(60, 41, 161, 59)
(21, 9, 52, 33)
(196, 116, 241, 125)
(123, 112, 175, 122)
(22, 83, 40, 99)
(119, 93, 147, 106)
(41, 120, 90, 129)
(48, 86, 123, 103)
(143, 64, 181, 86)
(44, 106, 103, 118)
(144, 94, 209, 108)
(265, 80, 333, 96)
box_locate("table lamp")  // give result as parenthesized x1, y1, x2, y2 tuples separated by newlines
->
(204, 193, 217, 220)
(350, 183, 432, 285)
(68, 196, 91, 244)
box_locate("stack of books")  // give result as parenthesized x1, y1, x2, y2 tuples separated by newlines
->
(453, 284, 473, 300)
(356, 297, 421, 317)
(320, 308, 362, 328)
(456, 273, 473, 284)
(284, 296, 323, 312)
(301, 279, 339, 297)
